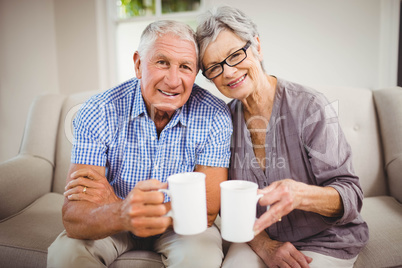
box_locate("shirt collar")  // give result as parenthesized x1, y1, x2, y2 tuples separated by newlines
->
(130, 80, 147, 120)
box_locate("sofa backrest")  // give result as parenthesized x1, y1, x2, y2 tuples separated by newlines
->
(373, 88, 402, 202)
(52, 91, 100, 194)
(51, 86, 388, 198)
(313, 86, 387, 197)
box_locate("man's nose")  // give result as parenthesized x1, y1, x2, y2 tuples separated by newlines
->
(165, 67, 181, 88)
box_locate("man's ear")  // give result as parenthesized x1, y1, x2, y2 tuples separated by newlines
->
(133, 51, 142, 79)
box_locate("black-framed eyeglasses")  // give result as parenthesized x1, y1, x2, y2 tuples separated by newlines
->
(202, 41, 251, 80)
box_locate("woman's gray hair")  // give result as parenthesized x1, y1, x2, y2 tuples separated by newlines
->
(196, 6, 263, 71)
(138, 20, 199, 67)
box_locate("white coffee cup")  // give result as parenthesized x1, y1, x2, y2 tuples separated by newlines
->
(220, 180, 263, 243)
(159, 172, 207, 235)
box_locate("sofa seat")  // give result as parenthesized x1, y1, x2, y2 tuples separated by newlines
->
(0, 193, 64, 267)
(355, 196, 402, 268)
(0, 191, 166, 268)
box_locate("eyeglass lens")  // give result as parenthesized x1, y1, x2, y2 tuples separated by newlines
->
(204, 48, 247, 79)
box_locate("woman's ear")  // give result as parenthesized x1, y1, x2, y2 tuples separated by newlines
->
(133, 51, 142, 79)
(255, 36, 263, 61)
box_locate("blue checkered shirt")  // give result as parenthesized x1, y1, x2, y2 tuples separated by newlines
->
(71, 78, 233, 199)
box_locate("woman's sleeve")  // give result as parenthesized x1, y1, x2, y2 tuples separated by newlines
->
(301, 93, 364, 224)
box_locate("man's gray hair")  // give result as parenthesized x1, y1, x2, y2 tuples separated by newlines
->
(138, 20, 198, 67)
(196, 6, 262, 71)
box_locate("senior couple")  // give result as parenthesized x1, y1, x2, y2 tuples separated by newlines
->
(48, 6, 368, 268)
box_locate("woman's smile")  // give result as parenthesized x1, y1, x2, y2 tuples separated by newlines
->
(228, 74, 247, 88)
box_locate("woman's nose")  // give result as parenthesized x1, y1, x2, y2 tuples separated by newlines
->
(222, 65, 237, 78)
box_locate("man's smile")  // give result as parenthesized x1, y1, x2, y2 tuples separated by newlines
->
(158, 89, 180, 96)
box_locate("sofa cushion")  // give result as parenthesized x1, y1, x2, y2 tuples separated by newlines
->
(53, 90, 101, 194)
(0, 192, 164, 267)
(0, 193, 64, 267)
(373, 88, 402, 203)
(354, 196, 402, 268)
(0, 155, 53, 220)
(314, 86, 387, 198)
(20, 94, 66, 166)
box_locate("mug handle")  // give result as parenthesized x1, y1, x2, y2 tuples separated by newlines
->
(256, 194, 270, 211)
(158, 189, 173, 217)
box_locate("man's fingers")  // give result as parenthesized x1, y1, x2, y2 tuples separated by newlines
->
(135, 179, 168, 191)
(65, 185, 87, 197)
(130, 216, 172, 237)
(65, 191, 93, 202)
(65, 177, 99, 191)
(129, 203, 169, 217)
(70, 168, 102, 181)
(130, 189, 165, 205)
(131, 215, 172, 229)
(133, 226, 171, 238)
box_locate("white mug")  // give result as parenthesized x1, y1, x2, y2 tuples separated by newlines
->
(220, 180, 263, 243)
(159, 172, 207, 235)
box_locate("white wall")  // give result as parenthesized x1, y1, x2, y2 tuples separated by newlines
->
(0, 0, 59, 162)
(0, 0, 399, 162)
(0, 0, 101, 162)
(54, 0, 100, 95)
(197, 0, 398, 95)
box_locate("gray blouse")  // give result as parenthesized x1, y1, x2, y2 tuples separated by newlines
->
(228, 78, 369, 259)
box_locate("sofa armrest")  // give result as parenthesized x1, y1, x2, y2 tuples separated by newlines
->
(0, 154, 53, 220)
(20, 94, 66, 165)
(374, 87, 402, 202)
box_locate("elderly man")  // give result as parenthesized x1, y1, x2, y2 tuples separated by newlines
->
(47, 20, 232, 268)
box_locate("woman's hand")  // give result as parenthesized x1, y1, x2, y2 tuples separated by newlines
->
(248, 231, 312, 268)
(254, 178, 343, 235)
(254, 179, 306, 235)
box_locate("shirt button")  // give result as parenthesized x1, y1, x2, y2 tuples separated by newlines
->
(151, 136, 156, 141)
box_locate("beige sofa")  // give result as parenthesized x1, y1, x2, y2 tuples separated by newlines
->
(0, 86, 401, 267)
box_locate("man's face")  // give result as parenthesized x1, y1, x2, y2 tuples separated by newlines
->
(134, 33, 198, 117)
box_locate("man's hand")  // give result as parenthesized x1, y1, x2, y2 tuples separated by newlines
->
(248, 231, 312, 268)
(120, 179, 172, 237)
(64, 167, 121, 205)
(62, 164, 172, 239)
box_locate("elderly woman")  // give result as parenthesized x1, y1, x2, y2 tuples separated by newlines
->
(196, 6, 368, 268)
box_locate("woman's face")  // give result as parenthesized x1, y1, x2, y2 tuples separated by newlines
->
(202, 30, 263, 100)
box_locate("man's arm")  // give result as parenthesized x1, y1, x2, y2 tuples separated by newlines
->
(194, 165, 228, 226)
(62, 163, 171, 240)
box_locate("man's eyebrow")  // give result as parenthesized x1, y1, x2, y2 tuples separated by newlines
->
(152, 53, 167, 60)
(151, 53, 195, 66)
(180, 60, 196, 66)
